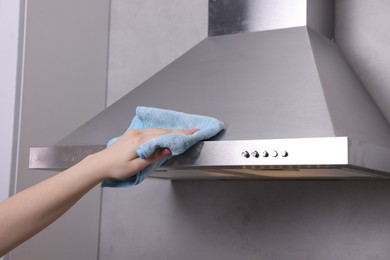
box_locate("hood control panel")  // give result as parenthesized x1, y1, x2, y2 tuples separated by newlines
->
(241, 150, 288, 158)
(161, 137, 349, 169)
(241, 151, 250, 158)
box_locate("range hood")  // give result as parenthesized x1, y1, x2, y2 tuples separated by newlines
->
(30, 0, 390, 179)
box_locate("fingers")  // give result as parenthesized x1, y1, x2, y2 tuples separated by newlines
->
(142, 127, 199, 137)
(158, 148, 171, 157)
(127, 148, 171, 173)
(183, 128, 199, 135)
(127, 158, 152, 173)
(123, 128, 199, 147)
(135, 128, 198, 159)
(105, 128, 198, 178)
(146, 148, 171, 161)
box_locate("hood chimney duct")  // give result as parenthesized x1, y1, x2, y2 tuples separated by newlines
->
(209, 0, 334, 39)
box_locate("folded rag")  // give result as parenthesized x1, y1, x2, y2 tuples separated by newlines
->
(102, 106, 224, 187)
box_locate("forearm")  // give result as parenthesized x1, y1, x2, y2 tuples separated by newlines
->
(0, 128, 191, 256)
(0, 153, 106, 256)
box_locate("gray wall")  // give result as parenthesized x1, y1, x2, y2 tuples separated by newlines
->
(100, 1, 390, 260)
(101, 180, 390, 260)
(335, 0, 390, 123)
(10, 0, 110, 259)
(107, 0, 208, 105)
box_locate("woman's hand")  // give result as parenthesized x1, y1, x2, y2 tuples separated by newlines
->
(91, 128, 198, 181)
(0, 128, 197, 256)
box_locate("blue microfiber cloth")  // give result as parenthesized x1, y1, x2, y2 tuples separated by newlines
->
(102, 106, 224, 187)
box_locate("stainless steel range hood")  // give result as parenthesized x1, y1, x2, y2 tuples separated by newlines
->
(30, 0, 390, 179)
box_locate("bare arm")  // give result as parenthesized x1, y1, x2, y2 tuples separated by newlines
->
(0, 128, 195, 256)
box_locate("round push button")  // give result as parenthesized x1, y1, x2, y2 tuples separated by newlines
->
(241, 151, 250, 158)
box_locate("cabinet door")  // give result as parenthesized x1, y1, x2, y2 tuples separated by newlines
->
(10, 0, 110, 259)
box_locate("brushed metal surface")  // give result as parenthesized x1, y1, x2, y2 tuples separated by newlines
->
(153, 168, 384, 179)
(32, 138, 348, 169)
(29, 145, 106, 170)
(57, 27, 334, 146)
(57, 27, 390, 149)
(98, 2, 390, 260)
(30, 137, 390, 178)
(208, 0, 334, 39)
(49, 26, 390, 179)
(38, 1, 390, 180)
(163, 137, 349, 167)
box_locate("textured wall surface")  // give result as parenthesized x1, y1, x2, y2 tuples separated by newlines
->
(100, 0, 390, 259)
